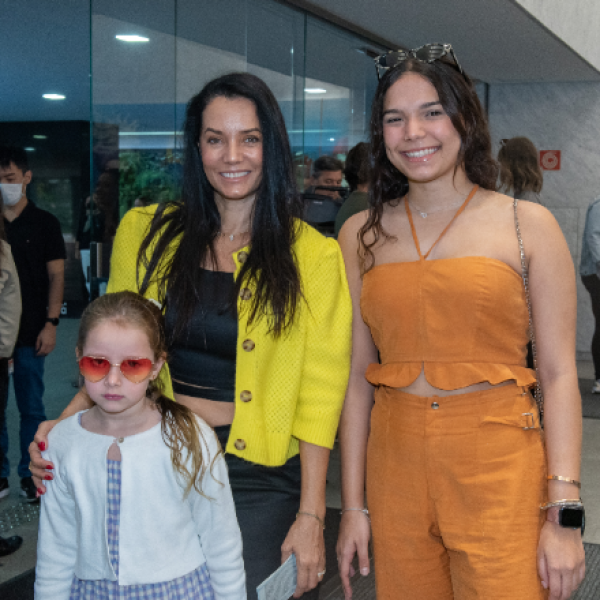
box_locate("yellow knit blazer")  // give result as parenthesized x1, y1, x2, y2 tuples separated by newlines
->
(106, 205, 352, 466)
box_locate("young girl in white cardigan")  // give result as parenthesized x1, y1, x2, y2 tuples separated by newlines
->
(35, 291, 246, 600)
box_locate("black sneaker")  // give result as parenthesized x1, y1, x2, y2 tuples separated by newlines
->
(0, 477, 9, 500)
(20, 476, 39, 503)
(0, 535, 23, 557)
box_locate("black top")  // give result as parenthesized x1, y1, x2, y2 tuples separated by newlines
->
(4, 201, 66, 346)
(165, 269, 237, 402)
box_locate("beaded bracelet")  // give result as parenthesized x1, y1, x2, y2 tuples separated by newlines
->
(340, 507, 370, 519)
(540, 499, 582, 510)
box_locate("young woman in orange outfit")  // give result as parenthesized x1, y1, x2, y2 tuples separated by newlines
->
(336, 44, 585, 600)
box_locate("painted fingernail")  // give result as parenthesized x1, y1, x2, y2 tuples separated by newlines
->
(38, 442, 46, 451)
(360, 568, 369, 576)
(37, 488, 44, 496)
(43, 474, 53, 481)
(45, 465, 53, 470)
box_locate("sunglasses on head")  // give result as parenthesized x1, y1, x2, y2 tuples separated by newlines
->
(374, 43, 463, 80)
(78, 356, 155, 383)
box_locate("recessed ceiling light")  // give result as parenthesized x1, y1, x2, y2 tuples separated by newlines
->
(329, 138, 335, 142)
(33, 135, 47, 140)
(43, 94, 65, 100)
(304, 88, 326, 94)
(116, 35, 149, 42)
(24, 147, 35, 152)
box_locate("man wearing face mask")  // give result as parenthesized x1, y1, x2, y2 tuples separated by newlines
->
(0, 145, 65, 502)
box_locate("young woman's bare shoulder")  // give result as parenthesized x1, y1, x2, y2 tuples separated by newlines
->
(480, 191, 557, 230)
(338, 209, 370, 250)
(514, 197, 560, 232)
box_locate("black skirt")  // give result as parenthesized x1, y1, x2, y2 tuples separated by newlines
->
(214, 425, 319, 600)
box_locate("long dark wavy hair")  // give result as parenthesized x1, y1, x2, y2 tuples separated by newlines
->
(360, 57, 499, 271)
(137, 73, 303, 338)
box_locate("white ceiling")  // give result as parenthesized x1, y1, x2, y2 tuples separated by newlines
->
(288, 0, 600, 83)
(1, 0, 598, 129)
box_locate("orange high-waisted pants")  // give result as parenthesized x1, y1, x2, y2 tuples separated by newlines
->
(367, 384, 548, 600)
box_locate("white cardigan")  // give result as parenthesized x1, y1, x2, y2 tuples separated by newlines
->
(35, 411, 246, 600)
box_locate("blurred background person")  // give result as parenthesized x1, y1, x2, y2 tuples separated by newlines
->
(497, 136, 543, 203)
(307, 155, 344, 200)
(334, 142, 370, 237)
(0, 145, 65, 502)
(0, 190, 23, 556)
(133, 195, 152, 208)
(580, 195, 600, 393)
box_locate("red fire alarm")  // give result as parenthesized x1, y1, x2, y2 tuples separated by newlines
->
(539, 150, 561, 171)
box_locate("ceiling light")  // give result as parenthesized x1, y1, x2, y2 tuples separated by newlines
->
(24, 147, 35, 152)
(33, 135, 47, 140)
(43, 94, 65, 100)
(329, 138, 335, 142)
(116, 35, 149, 42)
(304, 88, 326, 94)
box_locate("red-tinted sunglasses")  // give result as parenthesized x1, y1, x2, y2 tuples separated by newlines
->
(78, 356, 155, 383)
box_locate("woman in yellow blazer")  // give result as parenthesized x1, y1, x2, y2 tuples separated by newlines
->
(30, 73, 352, 599)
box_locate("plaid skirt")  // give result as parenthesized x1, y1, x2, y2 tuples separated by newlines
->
(69, 459, 215, 600)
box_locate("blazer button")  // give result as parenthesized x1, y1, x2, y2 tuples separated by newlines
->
(234, 439, 246, 451)
(240, 288, 253, 300)
(237, 250, 249, 264)
(240, 390, 253, 402)
(242, 339, 255, 352)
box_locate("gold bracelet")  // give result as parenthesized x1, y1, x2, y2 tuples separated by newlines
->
(540, 499, 582, 510)
(296, 511, 325, 529)
(547, 475, 581, 489)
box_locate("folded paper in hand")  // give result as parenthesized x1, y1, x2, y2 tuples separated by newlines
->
(257, 554, 297, 600)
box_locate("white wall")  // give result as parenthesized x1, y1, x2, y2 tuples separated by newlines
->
(515, 0, 600, 74)
(488, 81, 600, 358)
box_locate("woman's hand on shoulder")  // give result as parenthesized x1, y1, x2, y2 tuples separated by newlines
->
(336, 511, 372, 600)
(29, 420, 58, 495)
(538, 520, 585, 600)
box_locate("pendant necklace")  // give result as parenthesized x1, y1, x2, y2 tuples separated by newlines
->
(219, 230, 249, 242)
(407, 196, 470, 219)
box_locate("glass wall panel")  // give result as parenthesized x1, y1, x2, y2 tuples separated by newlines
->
(0, 0, 91, 313)
(304, 18, 383, 167)
(92, 0, 178, 230)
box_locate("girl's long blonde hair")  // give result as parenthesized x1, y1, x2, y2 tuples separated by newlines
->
(77, 291, 217, 497)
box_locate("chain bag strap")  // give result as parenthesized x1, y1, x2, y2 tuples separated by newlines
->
(513, 198, 544, 425)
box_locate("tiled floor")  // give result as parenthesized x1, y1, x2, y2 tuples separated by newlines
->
(582, 417, 600, 544)
(1, 320, 599, 594)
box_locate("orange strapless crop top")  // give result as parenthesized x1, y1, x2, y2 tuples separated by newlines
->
(361, 258, 536, 389)
(360, 186, 536, 391)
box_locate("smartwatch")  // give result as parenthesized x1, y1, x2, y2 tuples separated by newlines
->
(45, 317, 59, 326)
(547, 505, 585, 535)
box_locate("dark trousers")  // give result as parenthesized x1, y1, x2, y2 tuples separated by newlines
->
(0, 346, 47, 478)
(215, 426, 320, 600)
(0, 358, 7, 474)
(583, 274, 600, 379)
